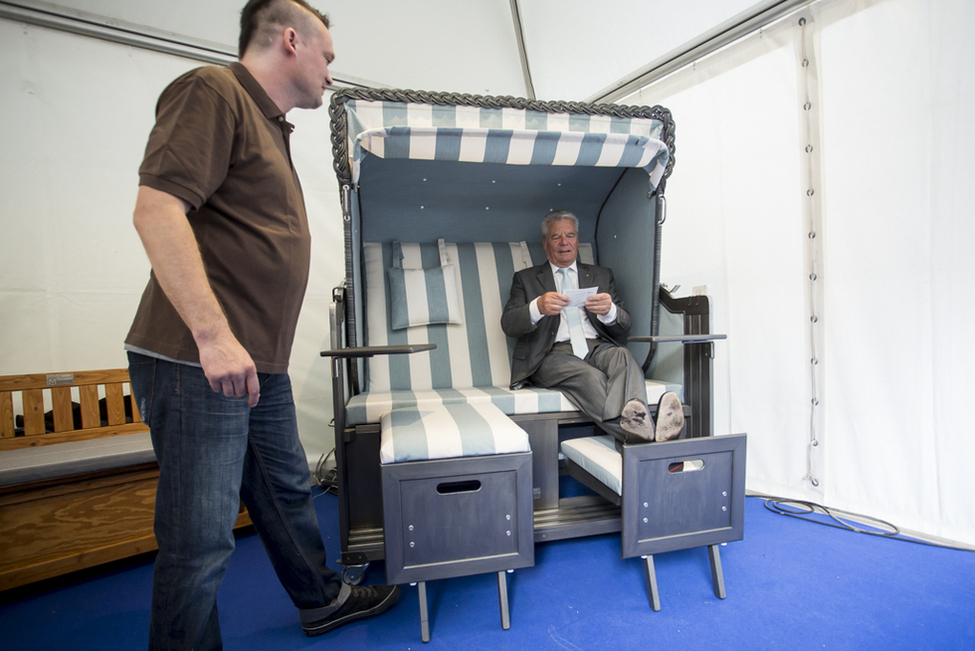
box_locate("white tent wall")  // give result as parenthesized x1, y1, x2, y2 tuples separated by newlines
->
(519, 0, 760, 101)
(629, 0, 975, 545)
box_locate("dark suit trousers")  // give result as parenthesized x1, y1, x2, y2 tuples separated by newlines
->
(531, 340, 647, 441)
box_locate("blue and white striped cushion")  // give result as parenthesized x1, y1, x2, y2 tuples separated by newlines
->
(387, 263, 463, 330)
(380, 402, 531, 464)
(560, 435, 623, 496)
(364, 240, 529, 393)
(346, 380, 678, 426)
(362, 240, 593, 395)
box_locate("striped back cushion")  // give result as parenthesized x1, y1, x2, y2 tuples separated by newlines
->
(363, 240, 593, 393)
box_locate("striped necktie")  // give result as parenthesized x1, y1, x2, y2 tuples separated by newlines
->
(558, 267, 589, 359)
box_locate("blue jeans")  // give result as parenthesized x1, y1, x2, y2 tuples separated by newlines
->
(128, 353, 343, 650)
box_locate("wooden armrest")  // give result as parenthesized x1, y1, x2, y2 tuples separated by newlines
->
(320, 343, 437, 359)
(627, 334, 727, 344)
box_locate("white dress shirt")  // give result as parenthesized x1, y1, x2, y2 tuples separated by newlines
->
(529, 261, 618, 342)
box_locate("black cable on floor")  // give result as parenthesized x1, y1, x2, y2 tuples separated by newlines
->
(758, 495, 973, 553)
(314, 448, 338, 496)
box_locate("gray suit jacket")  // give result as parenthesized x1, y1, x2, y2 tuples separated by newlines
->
(501, 262, 632, 389)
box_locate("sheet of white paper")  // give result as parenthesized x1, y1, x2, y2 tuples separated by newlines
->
(564, 287, 597, 307)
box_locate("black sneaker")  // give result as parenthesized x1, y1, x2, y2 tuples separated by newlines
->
(302, 584, 401, 637)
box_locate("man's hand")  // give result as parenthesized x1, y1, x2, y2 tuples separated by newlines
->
(584, 292, 614, 316)
(537, 291, 570, 316)
(198, 332, 260, 408)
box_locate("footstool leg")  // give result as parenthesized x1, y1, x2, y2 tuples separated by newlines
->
(417, 581, 431, 643)
(497, 571, 511, 630)
(709, 544, 727, 599)
(643, 555, 661, 611)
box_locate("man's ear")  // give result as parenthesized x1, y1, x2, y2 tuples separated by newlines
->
(282, 27, 299, 56)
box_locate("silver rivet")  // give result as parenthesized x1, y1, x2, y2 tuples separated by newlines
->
(409, 525, 414, 531)
(506, 514, 511, 521)
(410, 542, 415, 548)
(722, 491, 727, 497)
(506, 530, 511, 536)
(643, 517, 649, 523)
(722, 506, 727, 512)
(643, 502, 649, 508)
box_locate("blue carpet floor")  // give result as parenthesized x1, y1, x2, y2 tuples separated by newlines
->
(2, 490, 973, 650)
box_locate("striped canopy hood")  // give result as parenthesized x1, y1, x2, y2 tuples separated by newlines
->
(329, 89, 675, 192)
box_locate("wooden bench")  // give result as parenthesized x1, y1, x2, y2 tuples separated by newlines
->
(0, 368, 251, 591)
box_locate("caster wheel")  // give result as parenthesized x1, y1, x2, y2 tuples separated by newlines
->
(342, 563, 369, 585)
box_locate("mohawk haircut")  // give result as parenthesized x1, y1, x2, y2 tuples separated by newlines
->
(239, 0, 330, 58)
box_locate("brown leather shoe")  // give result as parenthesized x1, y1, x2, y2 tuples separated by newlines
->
(654, 392, 684, 442)
(620, 399, 655, 442)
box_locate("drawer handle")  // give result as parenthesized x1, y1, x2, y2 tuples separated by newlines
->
(437, 480, 482, 495)
(668, 459, 704, 474)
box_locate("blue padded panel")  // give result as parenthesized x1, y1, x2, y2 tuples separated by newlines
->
(595, 167, 659, 365)
(357, 157, 624, 244)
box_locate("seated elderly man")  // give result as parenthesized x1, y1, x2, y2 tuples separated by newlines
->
(501, 210, 683, 444)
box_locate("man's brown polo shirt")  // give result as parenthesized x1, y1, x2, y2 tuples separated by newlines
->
(126, 63, 311, 374)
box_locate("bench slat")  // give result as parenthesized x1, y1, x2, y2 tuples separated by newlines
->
(1, 392, 13, 439)
(79, 385, 100, 430)
(105, 383, 126, 426)
(23, 389, 46, 436)
(52, 387, 74, 433)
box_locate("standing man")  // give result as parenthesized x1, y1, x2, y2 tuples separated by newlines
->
(125, 1, 398, 648)
(501, 210, 684, 444)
